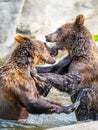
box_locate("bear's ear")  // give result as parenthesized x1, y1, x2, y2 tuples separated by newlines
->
(15, 34, 30, 44)
(75, 14, 85, 26)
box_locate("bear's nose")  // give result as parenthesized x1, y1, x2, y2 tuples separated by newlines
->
(45, 35, 51, 42)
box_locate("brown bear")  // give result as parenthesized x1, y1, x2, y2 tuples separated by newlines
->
(34, 14, 98, 121)
(0, 34, 80, 120)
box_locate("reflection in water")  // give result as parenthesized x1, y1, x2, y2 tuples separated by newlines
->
(0, 89, 77, 129)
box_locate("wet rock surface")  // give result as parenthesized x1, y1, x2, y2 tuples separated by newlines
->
(47, 121, 98, 130)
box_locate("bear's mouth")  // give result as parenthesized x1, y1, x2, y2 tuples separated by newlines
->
(44, 42, 58, 57)
(45, 42, 66, 57)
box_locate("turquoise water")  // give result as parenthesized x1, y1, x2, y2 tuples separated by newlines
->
(0, 90, 77, 130)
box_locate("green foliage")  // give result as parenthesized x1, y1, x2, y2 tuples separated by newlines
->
(93, 34, 98, 42)
(56, 57, 61, 62)
(0, 58, 5, 66)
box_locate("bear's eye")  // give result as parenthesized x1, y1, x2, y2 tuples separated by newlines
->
(56, 28, 62, 34)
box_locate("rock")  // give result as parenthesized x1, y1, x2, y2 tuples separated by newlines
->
(17, 0, 48, 33)
(47, 121, 98, 130)
(0, 0, 25, 58)
(0, 0, 98, 58)
(18, 0, 98, 37)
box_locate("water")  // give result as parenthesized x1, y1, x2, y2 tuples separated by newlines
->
(0, 89, 78, 130)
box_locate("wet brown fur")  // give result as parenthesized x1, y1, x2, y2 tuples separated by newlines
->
(39, 14, 98, 120)
(0, 34, 66, 120)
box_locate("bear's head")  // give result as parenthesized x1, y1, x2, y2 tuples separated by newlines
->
(15, 34, 55, 65)
(46, 14, 92, 57)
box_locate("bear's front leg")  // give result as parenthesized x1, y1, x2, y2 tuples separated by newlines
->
(24, 97, 80, 114)
(36, 55, 72, 74)
(72, 87, 97, 121)
(31, 71, 82, 95)
(30, 71, 52, 97)
(47, 73, 82, 95)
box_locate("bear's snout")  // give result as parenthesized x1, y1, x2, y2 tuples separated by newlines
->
(45, 35, 51, 42)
